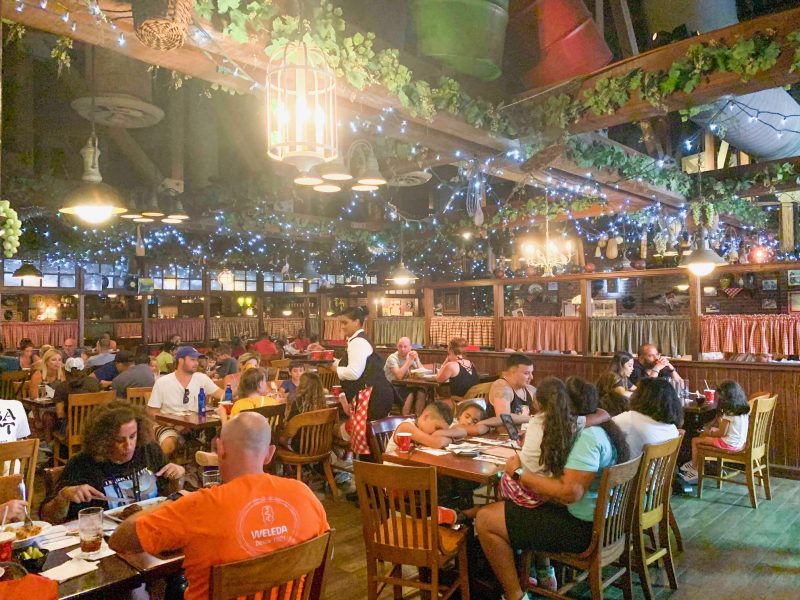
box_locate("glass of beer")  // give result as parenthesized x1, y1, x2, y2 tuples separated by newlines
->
(202, 468, 221, 488)
(78, 506, 104, 554)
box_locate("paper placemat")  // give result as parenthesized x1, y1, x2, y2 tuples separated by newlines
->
(415, 448, 450, 456)
(41, 558, 99, 582)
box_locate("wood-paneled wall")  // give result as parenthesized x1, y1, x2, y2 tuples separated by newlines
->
(377, 348, 800, 480)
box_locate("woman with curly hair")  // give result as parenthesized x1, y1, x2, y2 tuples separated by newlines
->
(41, 401, 185, 524)
(596, 351, 636, 416)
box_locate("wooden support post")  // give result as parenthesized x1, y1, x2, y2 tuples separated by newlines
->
(203, 270, 211, 343)
(609, 0, 639, 56)
(580, 279, 593, 355)
(318, 292, 329, 340)
(77, 267, 85, 348)
(303, 294, 311, 338)
(422, 286, 434, 348)
(142, 294, 150, 346)
(687, 272, 702, 360)
(256, 273, 265, 337)
(778, 192, 800, 252)
(366, 290, 382, 341)
(493, 283, 504, 351)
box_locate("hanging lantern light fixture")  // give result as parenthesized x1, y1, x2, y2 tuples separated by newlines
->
(266, 41, 338, 179)
(386, 224, 417, 286)
(217, 269, 235, 289)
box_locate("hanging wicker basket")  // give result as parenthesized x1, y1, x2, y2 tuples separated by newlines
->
(133, 0, 193, 51)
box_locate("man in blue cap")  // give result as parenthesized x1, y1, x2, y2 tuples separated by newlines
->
(147, 346, 224, 458)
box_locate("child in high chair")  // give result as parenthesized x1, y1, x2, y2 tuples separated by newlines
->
(680, 379, 750, 484)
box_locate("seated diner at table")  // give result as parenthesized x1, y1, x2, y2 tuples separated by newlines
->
(486, 353, 537, 424)
(613, 377, 683, 457)
(596, 351, 637, 416)
(112, 352, 156, 399)
(27, 347, 65, 400)
(383, 336, 423, 415)
(216, 367, 281, 424)
(41, 401, 185, 524)
(17, 339, 38, 370)
(0, 342, 21, 373)
(87, 336, 115, 368)
(147, 346, 224, 458)
(109, 411, 329, 600)
(630, 343, 683, 386)
(306, 335, 325, 353)
(435, 337, 479, 399)
(252, 333, 279, 359)
(155, 341, 177, 374)
(287, 328, 311, 352)
(222, 351, 260, 393)
(213, 343, 238, 378)
(278, 361, 305, 398)
(59, 337, 81, 361)
(475, 378, 631, 600)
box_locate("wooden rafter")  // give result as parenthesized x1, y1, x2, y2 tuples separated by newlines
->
(513, 7, 800, 134)
(697, 156, 800, 197)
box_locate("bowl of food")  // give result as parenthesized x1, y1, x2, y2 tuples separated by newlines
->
(3, 521, 50, 549)
(14, 545, 48, 573)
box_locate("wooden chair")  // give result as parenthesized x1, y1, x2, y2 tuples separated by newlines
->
(243, 403, 286, 435)
(520, 456, 642, 599)
(630, 436, 683, 600)
(53, 390, 115, 466)
(270, 359, 291, 381)
(0, 439, 39, 503)
(366, 416, 407, 464)
(126, 386, 152, 409)
(0, 370, 30, 400)
(698, 394, 777, 508)
(275, 408, 339, 498)
(209, 531, 334, 600)
(354, 461, 470, 600)
(43, 466, 65, 499)
(317, 366, 340, 392)
(463, 382, 493, 401)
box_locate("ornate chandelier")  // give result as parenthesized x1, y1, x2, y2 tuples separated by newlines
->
(520, 213, 573, 278)
(265, 41, 338, 179)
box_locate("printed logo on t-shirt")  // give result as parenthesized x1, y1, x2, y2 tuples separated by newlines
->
(103, 468, 158, 509)
(236, 496, 301, 555)
(0, 408, 20, 438)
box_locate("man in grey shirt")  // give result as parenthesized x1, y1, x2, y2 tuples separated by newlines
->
(384, 337, 423, 415)
(112, 352, 156, 399)
(214, 343, 239, 378)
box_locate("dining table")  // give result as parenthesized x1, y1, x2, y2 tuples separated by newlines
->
(153, 411, 223, 431)
(19, 396, 55, 410)
(383, 435, 512, 486)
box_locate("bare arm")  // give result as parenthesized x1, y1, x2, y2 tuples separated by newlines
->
(435, 362, 457, 383)
(146, 406, 160, 419)
(28, 371, 42, 400)
(41, 484, 106, 525)
(109, 512, 146, 554)
(612, 385, 633, 399)
(584, 408, 610, 427)
(397, 422, 452, 449)
(518, 468, 597, 505)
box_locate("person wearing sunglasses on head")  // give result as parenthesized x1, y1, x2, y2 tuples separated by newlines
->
(147, 347, 224, 459)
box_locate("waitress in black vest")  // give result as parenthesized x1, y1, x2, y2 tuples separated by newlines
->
(335, 306, 396, 421)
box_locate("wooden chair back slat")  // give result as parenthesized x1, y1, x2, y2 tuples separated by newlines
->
(285, 408, 337, 458)
(355, 461, 439, 568)
(209, 531, 334, 600)
(66, 391, 115, 458)
(748, 395, 777, 461)
(0, 439, 39, 502)
(637, 436, 683, 528)
(588, 456, 641, 560)
(126, 387, 152, 409)
(463, 382, 493, 400)
(316, 367, 340, 392)
(243, 404, 286, 434)
(0, 371, 30, 400)
(367, 416, 406, 464)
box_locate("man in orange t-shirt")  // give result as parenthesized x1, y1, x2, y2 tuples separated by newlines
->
(109, 412, 329, 600)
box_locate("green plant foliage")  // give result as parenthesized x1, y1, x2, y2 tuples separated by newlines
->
(789, 28, 800, 72)
(51, 36, 73, 78)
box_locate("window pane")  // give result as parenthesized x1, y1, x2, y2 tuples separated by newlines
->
(85, 274, 102, 291)
(178, 279, 190, 291)
(42, 274, 58, 287)
(60, 275, 76, 288)
(190, 279, 203, 291)
(263, 282, 274, 293)
(163, 278, 177, 291)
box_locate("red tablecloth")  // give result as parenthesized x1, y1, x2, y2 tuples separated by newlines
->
(701, 314, 800, 355)
(501, 317, 582, 352)
(429, 317, 495, 348)
(1, 321, 78, 348)
(148, 318, 205, 343)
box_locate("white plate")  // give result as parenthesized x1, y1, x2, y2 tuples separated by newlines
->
(104, 497, 168, 523)
(3, 521, 52, 548)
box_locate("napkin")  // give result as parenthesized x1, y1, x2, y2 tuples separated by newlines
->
(41, 558, 99, 582)
(67, 541, 116, 561)
(416, 448, 450, 456)
(39, 536, 80, 551)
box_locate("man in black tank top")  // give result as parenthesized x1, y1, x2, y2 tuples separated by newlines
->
(486, 353, 537, 425)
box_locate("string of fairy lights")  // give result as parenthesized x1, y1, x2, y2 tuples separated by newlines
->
(6, 0, 800, 284)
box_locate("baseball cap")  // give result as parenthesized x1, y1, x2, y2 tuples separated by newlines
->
(175, 346, 202, 360)
(114, 350, 134, 364)
(64, 357, 85, 372)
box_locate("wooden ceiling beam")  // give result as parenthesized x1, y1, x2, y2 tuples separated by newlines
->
(513, 7, 800, 133)
(696, 156, 800, 197)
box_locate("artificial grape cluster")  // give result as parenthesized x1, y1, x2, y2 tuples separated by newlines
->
(0, 200, 22, 258)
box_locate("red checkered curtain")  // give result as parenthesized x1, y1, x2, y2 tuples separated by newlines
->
(501, 317, 582, 352)
(115, 321, 142, 338)
(429, 317, 495, 348)
(323, 318, 346, 341)
(149, 318, 206, 343)
(263, 318, 305, 337)
(1, 321, 78, 348)
(701, 314, 800, 355)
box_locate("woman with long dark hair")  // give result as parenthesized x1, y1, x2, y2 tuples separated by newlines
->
(335, 306, 397, 421)
(596, 351, 636, 416)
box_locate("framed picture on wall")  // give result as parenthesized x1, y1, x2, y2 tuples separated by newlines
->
(442, 291, 460, 315)
(511, 308, 525, 317)
(789, 291, 800, 313)
(705, 302, 720, 313)
(762, 278, 778, 291)
(762, 298, 778, 310)
(547, 282, 559, 291)
(788, 270, 800, 287)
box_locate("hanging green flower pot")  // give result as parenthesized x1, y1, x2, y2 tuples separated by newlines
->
(411, 0, 509, 81)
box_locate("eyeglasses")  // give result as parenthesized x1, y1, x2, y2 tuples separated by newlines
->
(183, 388, 190, 404)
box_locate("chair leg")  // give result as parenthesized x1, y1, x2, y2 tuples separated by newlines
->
(745, 463, 758, 509)
(322, 460, 339, 499)
(458, 543, 471, 600)
(762, 461, 773, 501)
(519, 550, 533, 591)
(633, 530, 655, 600)
(697, 454, 704, 499)
(366, 560, 378, 600)
(295, 464, 303, 481)
(716, 458, 723, 490)
(669, 506, 684, 552)
(588, 560, 604, 600)
(659, 516, 679, 590)
(621, 541, 634, 600)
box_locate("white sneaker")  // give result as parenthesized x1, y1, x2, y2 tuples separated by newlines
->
(334, 471, 352, 485)
(679, 466, 698, 484)
(329, 451, 352, 470)
(679, 461, 694, 473)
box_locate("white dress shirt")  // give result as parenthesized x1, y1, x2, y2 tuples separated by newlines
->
(336, 329, 373, 381)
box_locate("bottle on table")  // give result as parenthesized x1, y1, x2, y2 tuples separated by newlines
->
(198, 388, 206, 416)
(224, 384, 233, 403)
